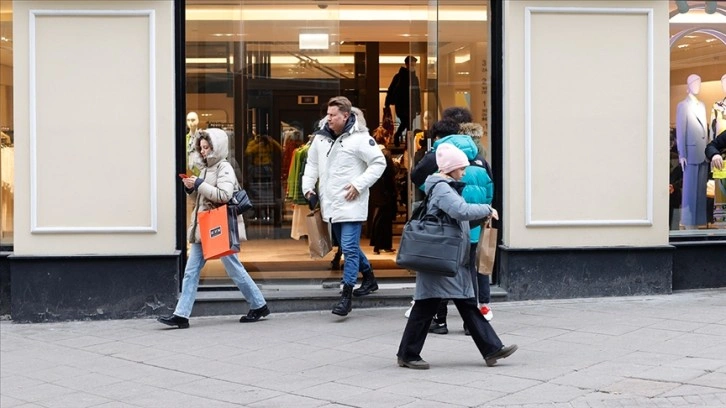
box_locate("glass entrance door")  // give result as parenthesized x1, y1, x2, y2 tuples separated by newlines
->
(184, 1, 490, 289)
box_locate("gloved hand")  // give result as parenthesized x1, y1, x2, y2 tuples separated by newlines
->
(307, 193, 319, 211)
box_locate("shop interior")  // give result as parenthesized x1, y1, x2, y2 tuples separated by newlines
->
(0, 0, 12, 247)
(183, 0, 491, 287)
(668, 1, 726, 234)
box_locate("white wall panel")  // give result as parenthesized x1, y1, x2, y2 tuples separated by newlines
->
(30, 10, 156, 233)
(503, 1, 671, 248)
(13, 1, 176, 255)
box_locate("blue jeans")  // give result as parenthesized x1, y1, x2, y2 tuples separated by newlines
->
(331, 222, 371, 286)
(174, 243, 266, 318)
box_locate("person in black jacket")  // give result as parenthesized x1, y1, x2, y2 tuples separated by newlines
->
(385, 56, 421, 147)
(669, 130, 683, 230)
(411, 108, 475, 188)
(706, 129, 726, 227)
(410, 119, 461, 187)
(369, 133, 397, 254)
(706, 129, 726, 171)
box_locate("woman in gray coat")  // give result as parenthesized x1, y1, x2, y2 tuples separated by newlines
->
(397, 144, 517, 369)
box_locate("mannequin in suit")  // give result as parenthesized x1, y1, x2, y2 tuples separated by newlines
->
(676, 74, 709, 228)
(711, 74, 726, 138)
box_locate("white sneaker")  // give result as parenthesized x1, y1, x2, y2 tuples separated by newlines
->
(404, 300, 415, 318)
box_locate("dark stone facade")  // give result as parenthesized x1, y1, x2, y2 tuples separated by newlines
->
(9, 254, 180, 323)
(672, 241, 726, 291)
(499, 246, 674, 301)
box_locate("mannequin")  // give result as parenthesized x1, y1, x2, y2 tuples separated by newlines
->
(186, 112, 200, 176)
(711, 74, 726, 138)
(676, 74, 709, 228)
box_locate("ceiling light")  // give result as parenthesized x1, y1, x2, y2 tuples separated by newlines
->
(186, 6, 486, 22)
(299, 32, 329, 50)
(455, 54, 470, 64)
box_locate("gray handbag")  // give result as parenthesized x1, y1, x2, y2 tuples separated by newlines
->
(396, 180, 464, 277)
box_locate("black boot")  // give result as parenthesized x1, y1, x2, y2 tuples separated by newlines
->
(353, 270, 378, 297)
(332, 284, 353, 316)
(330, 248, 342, 270)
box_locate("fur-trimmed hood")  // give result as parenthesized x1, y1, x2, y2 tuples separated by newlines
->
(316, 108, 368, 140)
(190, 128, 229, 169)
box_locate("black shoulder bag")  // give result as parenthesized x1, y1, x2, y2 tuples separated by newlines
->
(396, 180, 465, 277)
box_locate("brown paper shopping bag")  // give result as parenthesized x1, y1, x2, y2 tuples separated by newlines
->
(476, 219, 498, 275)
(305, 209, 332, 259)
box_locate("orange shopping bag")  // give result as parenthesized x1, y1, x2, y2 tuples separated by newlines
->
(198, 205, 240, 260)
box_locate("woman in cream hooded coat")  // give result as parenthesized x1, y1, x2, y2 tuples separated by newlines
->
(158, 128, 268, 328)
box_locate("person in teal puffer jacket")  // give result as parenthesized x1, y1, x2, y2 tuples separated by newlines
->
(410, 119, 495, 334)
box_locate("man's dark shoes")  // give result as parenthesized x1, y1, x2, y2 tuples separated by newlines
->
(397, 358, 430, 370)
(157, 314, 189, 329)
(353, 271, 378, 297)
(240, 305, 270, 323)
(485, 344, 518, 367)
(332, 284, 354, 316)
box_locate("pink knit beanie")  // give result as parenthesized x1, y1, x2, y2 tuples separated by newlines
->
(436, 143, 469, 174)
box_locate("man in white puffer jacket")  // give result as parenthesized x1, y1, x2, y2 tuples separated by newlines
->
(303, 97, 386, 316)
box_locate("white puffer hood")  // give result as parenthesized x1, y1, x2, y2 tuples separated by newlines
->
(191, 128, 229, 168)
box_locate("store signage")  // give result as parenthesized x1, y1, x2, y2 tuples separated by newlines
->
(298, 95, 318, 105)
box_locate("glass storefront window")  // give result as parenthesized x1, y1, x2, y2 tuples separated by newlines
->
(668, 1, 726, 237)
(0, 0, 13, 248)
(184, 1, 490, 288)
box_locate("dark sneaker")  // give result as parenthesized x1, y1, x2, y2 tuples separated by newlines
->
(397, 358, 430, 370)
(485, 345, 518, 367)
(428, 321, 448, 335)
(240, 305, 270, 323)
(464, 323, 471, 336)
(157, 314, 189, 329)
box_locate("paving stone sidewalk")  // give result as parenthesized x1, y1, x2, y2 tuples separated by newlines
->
(2, 289, 726, 408)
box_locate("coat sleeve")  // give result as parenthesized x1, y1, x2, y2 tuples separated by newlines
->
(705, 130, 726, 160)
(385, 73, 399, 107)
(411, 152, 437, 189)
(432, 182, 492, 222)
(301, 138, 320, 196)
(197, 161, 235, 204)
(350, 135, 386, 193)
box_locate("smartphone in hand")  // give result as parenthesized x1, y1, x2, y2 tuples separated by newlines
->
(178, 174, 189, 179)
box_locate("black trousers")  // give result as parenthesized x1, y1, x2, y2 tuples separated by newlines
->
(370, 203, 396, 250)
(393, 111, 411, 146)
(397, 297, 503, 362)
